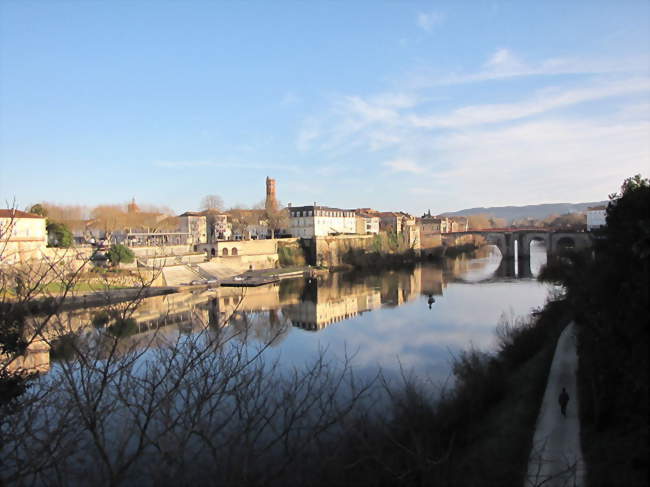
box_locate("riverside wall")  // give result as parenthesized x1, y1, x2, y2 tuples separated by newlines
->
(303, 231, 421, 268)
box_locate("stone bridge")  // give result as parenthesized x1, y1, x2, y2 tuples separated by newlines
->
(447, 228, 594, 259)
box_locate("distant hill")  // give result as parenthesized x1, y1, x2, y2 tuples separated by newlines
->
(441, 201, 608, 223)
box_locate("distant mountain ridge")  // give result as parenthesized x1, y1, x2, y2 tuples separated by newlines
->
(441, 201, 608, 223)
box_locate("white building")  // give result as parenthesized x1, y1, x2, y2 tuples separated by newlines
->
(0, 209, 47, 264)
(289, 205, 356, 238)
(587, 206, 607, 231)
(178, 212, 207, 244)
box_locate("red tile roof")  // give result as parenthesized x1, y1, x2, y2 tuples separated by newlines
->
(0, 209, 45, 219)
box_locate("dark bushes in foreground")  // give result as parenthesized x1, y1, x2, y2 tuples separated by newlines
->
(323, 301, 567, 487)
(539, 175, 649, 487)
(2, 294, 568, 486)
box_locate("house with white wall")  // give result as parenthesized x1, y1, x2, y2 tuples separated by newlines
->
(587, 206, 607, 231)
(289, 205, 357, 238)
(0, 209, 47, 264)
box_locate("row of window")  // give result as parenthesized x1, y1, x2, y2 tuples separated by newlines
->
(291, 210, 355, 218)
(10, 227, 42, 238)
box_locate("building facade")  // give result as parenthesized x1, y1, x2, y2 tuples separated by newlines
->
(178, 212, 208, 244)
(587, 206, 607, 231)
(355, 212, 380, 235)
(378, 212, 416, 233)
(0, 209, 48, 264)
(289, 205, 356, 238)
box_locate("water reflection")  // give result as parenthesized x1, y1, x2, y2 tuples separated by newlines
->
(450, 242, 547, 282)
(15, 246, 551, 382)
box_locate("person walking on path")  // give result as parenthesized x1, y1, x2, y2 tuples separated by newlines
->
(525, 322, 584, 486)
(559, 388, 570, 417)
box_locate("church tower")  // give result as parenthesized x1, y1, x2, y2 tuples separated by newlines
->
(265, 177, 278, 210)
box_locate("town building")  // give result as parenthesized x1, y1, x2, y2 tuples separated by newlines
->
(419, 216, 444, 249)
(179, 212, 208, 244)
(354, 211, 380, 235)
(288, 204, 356, 238)
(377, 212, 416, 233)
(205, 211, 231, 242)
(448, 216, 469, 232)
(587, 206, 607, 231)
(420, 211, 469, 234)
(0, 209, 48, 264)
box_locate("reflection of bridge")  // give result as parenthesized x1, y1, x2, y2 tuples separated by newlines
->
(449, 228, 593, 259)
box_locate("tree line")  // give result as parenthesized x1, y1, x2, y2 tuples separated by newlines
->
(539, 174, 649, 486)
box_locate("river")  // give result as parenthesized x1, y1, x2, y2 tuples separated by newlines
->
(36, 242, 552, 385)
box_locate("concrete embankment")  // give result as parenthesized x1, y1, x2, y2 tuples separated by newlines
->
(20, 286, 179, 312)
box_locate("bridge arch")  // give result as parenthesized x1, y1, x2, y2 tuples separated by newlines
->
(483, 233, 508, 258)
(550, 232, 592, 256)
(518, 232, 550, 258)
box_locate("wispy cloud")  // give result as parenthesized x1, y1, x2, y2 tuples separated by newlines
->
(430, 118, 650, 206)
(153, 160, 298, 171)
(295, 48, 650, 209)
(298, 77, 649, 153)
(408, 78, 650, 128)
(383, 158, 426, 174)
(404, 49, 649, 88)
(416, 11, 444, 32)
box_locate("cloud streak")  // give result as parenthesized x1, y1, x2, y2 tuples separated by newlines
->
(383, 158, 426, 174)
(405, 48, 649, 88)
(154, 160, 298, 171)
(416, 11, 444, 32)
(295, 49, 650, 210)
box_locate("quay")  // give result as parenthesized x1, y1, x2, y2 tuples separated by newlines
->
(221, 266, 318, 287)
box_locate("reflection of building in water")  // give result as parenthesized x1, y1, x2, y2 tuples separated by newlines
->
(286, 274, 381, 331)
(420, 265, 445, 296)
(9, 282, 302, 375)
(379, 267, 422, 307)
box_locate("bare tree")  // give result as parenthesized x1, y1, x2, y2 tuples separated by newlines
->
(90, 205, 128, 242)
(200, 194, 224, 212)
(1, 242, 375, 485)
(265, 205, 289, 239)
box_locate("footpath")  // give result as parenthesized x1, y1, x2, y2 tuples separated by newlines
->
(525, 322, 585, 487)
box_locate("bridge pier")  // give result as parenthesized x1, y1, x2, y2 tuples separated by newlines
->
(517, 233, 530, 258)
(496, 255, 517, 278)
(503, 233, 516, 259)
(517, 256, 533, 278)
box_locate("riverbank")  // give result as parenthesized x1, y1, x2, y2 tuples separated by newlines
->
(311, 298, 571, 486)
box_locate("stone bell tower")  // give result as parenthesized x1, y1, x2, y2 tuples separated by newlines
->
(265, 176, 278, 211)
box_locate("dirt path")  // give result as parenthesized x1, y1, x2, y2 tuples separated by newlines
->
(525, 321, 585, 487)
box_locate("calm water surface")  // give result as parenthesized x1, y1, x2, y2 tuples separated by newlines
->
(47, 243, 552, 384)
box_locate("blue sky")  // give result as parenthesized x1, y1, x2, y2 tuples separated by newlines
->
(1, 1, 648, 215)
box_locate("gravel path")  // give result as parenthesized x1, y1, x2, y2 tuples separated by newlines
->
(525, 322, 585, 487)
